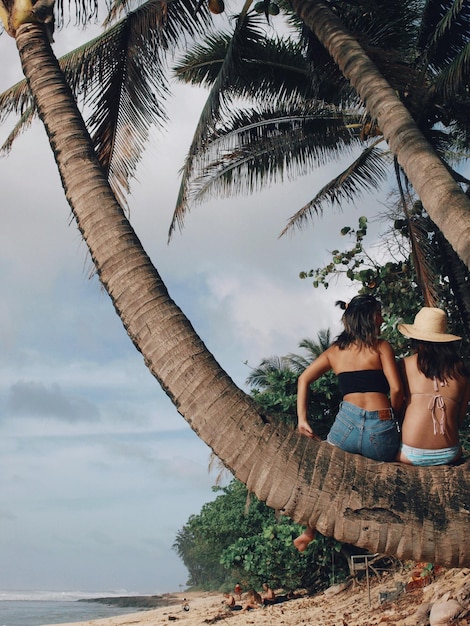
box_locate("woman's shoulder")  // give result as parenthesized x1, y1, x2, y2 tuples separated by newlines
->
(377, 338, 397, 356)
(400, 354, 419, 376)
(320, 344, 339, 358)
(321, 344, 344, 369)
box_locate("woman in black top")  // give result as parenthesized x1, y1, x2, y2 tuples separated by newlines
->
(294, 295, 403, 551)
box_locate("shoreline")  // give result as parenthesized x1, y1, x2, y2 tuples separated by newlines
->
(42, 567, 470, 626)
(79, 593, 184, 609)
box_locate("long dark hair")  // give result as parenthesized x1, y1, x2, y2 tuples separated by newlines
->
(411, 339, 468, 380)
(334, 295, 382, 349)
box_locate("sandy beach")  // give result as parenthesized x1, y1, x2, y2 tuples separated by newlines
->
(42, 566, 470, 626)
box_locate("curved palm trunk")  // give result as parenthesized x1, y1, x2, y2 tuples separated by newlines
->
(13, 21, 470, 567)
(291, 0, 470, 270)
(438, 232, 470, 332)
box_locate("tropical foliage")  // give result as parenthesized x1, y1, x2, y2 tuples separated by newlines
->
(172, 0, 470, 233)
(0, 0, 213, 206)
(173, 479, 350, 591)
(246, 331, 340, 436)
(302, 214, 470, 352)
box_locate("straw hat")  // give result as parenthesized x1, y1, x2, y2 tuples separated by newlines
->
(398, 307, 461, 342)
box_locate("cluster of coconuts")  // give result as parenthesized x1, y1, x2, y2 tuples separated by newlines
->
(254, 1, 280, 14)
(208, 0, 280, 14)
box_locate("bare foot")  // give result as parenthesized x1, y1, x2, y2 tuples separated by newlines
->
(294, 532, 313, 552)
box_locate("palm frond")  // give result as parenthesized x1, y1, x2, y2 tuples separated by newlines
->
(0, 105, 35, 154)
(170, 103, 363, 226)
(208, 451, 233, 485)
(0, 77, 35, 126)
(245, 356, 293, 387)
(196, 114, 363, 197)
(281, 140, 389, 235)
(285, 332, 332, 372)
(246, 331, 332, 381)
(103, 0, 137, 26)
(171, 9, 276, 239)
(1, 0, 209, 204)
(174, 30, 316, 101)
(417, 0, 470, 69)
(298, 330, 331, 355)
(334, 0, 421, 53)
(74, 0, 210, 204)
(432, 41, 470, 100)
(55, 0, 98, 28)
(425, 126, 470, 168)
(67, 17, 169, 205)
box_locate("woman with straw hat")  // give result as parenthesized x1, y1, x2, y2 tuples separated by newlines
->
(396, 307, 470, 466)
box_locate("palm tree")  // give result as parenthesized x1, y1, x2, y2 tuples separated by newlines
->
(280, 0, 470, 269)
(2, 0, 470, 568)
(286, 331, 332, 371)
(292, 0, 470, 267)
(173, 0, 470, 270)
(246, 330, 340, 436)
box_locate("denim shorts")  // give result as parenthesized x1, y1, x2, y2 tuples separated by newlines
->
(326, 401, 400, 462)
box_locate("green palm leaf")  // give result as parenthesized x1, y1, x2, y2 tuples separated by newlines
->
(286, 331, 332, 372)
(174, 30, 316, 101)
(180, 103, 364, 207)
(0, 105, 35, 153)
(0, 78, 34, 137)
(432, 41, 470, 99)
(281, 141, 389, 234)
(246, 356, 294, 388)
(0, 0, 210, 204)
(172, 7, 281, 238)
(418, 0, 470, 69)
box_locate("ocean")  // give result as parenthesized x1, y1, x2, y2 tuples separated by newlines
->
(0, 591, 149, 626)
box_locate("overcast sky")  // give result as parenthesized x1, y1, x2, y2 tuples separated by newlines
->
(0, 14, 393, 595)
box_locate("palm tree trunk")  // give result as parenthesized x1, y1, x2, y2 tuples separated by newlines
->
(437, 232, 470, 332)
(291, 0, 470, 270)
(12, 21, 470, 567)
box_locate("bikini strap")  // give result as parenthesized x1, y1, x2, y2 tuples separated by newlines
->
(428, 394, 447, 436)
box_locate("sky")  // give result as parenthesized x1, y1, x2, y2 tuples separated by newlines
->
(0, 11, 392, 595)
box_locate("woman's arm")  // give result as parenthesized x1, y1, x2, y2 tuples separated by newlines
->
(457, 378, 470, 427)
(297, 349, 332, 440)
(379, 340, 404, 416)
(395, 358, 409, 424)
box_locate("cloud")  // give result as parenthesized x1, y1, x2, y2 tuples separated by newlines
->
(6, 380, 100, 421)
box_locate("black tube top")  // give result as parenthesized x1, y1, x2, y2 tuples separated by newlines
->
(337, 370, 390, 397)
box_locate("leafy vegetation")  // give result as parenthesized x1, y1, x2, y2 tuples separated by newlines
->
(173, 479, 350, 591)
(301, 213, 470, 354)
(173, 215, 470, 591)
(172, 0, 470, 243)
(246, 330, 340, 436)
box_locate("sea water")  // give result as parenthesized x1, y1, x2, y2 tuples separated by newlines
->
(0, 590, 148, 626)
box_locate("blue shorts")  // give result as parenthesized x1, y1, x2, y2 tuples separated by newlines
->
(326, 401, 400, 462)
(399, 442, 461, 466)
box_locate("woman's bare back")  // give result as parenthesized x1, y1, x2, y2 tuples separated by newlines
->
(326, 341, 402, 412)
(400, 355, 469, 449)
